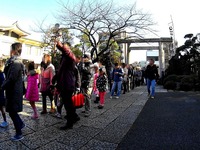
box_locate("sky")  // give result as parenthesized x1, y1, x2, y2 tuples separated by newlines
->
(0, 0, 200, 62)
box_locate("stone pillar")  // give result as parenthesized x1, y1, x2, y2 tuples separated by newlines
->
(159, 42, 165, 75)
(127, 43, 130, 64)
(123, 43, 130, 64)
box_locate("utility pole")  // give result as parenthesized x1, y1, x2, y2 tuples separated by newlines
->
(168, 15, 176, 57)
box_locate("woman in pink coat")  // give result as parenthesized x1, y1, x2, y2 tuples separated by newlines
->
(25, 62, 39, 119)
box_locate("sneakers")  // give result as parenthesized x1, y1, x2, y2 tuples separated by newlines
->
(10, 134, 24, 141)
(150, 96, 155, 99)
(110, 96, 119, 99)
(0, 121, 9, 128)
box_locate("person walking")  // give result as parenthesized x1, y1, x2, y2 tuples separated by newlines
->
(110, 63, 123, 99)
(96, 68, 107, 109)
(0, 67, 8, 128)
(56, 41, 80, 130)
(145, 59, 159, 99)
(25, 62, 39, 119)
(2, 42, 25, 141)
(40, 54, 55, 114)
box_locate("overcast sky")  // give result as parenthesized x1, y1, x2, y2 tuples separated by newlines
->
(0, 0, 199, 62)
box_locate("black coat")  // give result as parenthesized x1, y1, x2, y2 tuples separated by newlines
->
(145, 65, 159, 80)
(2, 56, 23, 112)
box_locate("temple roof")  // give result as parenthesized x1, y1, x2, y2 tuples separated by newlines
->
(0, 22, 30, 37)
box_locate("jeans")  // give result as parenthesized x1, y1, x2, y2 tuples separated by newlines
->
(9, 112, 24, 135)
(60, 90, 78, 126)
(147, 79, 156, 96)
(111, 81, 122, 97)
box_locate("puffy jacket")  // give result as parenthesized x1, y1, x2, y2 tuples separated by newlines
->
(40, 64, 55, 92)
(26, 70, 39, 101)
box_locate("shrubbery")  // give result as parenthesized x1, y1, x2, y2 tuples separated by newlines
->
(163, 74, 179, 85)
(164, 81, 177, 90)
(163, 74, 200, 91)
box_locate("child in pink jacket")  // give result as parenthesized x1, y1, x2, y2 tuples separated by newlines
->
(25, 62, 39, 119)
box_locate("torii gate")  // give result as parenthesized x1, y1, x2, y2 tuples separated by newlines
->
(117, 37, 173, 74)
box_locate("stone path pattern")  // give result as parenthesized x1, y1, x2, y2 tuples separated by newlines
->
(0, 86, 154, 150)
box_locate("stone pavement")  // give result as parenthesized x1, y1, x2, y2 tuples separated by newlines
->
(118, 88, 200, 149)
(0, 86, 149, 150)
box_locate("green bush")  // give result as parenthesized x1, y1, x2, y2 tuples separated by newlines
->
(179, 83, 193, 91)
(163, 74, 178, 85)
(164, 81, 177, 90)
(179, 75, 197, 91)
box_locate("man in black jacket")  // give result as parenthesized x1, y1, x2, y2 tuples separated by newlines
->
(145, 59, 159, 99)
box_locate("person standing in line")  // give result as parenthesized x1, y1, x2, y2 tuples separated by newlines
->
(145, 59, 159, 99)
(40, 54, 55, 114)
(93, 64, 99, 103)
(110, 63, 123, 99)
(81, 54, 92, 117)
(2, 43, 25, 141)
(0, 66, 8, 128)
(56, 41, 80, 130)
(122, 63, 128, 94)
(96, 68, 107, 109)
(25, 62, 39, 119)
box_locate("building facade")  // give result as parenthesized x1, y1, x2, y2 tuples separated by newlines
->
(0, 22, 44, 67)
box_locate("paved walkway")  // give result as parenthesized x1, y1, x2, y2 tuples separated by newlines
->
(118, 89, 200, 149)
(0, 86, 149, 150)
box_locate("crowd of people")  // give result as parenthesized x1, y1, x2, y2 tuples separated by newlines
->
(0, 41, 159, 141)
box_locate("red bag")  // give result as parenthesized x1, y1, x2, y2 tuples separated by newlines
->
(72, 93, 84, 108)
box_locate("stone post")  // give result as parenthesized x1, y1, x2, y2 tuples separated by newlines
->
(159, 42, 165, 75)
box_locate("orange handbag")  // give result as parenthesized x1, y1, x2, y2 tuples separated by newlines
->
(72, 93, 84, 108)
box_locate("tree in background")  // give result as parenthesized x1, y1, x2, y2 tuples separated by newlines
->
(38, 25, 82, 70)
(166, 33, 200, 76)
(164, 33, 200, 91)
(57, 0, 154, 63)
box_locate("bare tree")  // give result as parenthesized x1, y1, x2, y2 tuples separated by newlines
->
(57, 0, 155, 62)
